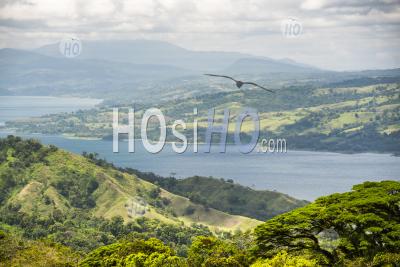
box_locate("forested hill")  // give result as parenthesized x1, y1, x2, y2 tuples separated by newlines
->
(117, 169, 308, 220)
(0, 136, 265, 236)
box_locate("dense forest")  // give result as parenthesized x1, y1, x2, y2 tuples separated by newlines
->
(0, 136, 399, 266)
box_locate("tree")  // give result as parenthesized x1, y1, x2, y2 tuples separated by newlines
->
(252, 181, 400, 265)
(188, 236, 249, 267)
(251, 251, 318, 267)
(80, 238, 185, 267)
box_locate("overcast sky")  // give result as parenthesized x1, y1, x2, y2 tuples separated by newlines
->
(0, 0, 399, 70)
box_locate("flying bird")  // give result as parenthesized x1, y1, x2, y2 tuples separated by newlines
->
(204, 74, 274, 93)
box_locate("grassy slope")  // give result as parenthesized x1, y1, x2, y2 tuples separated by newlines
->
(5, 148, 260, 232)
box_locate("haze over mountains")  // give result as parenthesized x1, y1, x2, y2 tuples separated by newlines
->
(35, 39, 317, 72)
(1, 39, 399, 101)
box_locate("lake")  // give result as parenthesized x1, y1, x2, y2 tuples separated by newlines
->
(1, 95, 399, 201)
(1, 132, 399, 201)
(0, 96, 102, 125)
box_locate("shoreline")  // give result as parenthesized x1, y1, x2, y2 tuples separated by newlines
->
(0, 130, 398, 156)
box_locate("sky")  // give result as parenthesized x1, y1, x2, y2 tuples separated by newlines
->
(0, 0, 399, 71)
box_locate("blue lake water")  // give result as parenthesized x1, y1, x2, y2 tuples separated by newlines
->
(0, 96, 399, 201)
(0, 96, 102, 125)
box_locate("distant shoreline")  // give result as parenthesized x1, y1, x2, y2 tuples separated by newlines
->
(0, 130, 398, 156)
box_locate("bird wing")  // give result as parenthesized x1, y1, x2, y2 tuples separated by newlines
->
(204, 74, 237, 82)
(242, 82, 275, 93)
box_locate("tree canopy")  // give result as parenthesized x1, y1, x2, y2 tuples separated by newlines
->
(252, 181, 400, 265)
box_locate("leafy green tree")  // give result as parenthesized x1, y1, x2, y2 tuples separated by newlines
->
(188, 236, 249, 267)
(80, 238, 185, 267)
(252, 181, 400, 265)
(251, 251, 318, 267)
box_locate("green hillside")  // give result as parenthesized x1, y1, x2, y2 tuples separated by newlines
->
(0, 136, 262, 235)
(123, 171, 308, 221)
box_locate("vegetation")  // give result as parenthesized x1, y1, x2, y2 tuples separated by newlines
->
(80, 238, 186, 267)
(120, 170, 308, 220)
(2, 178, 398, 266)
(0, 230, 81, 267)
(252, 180, 400, 266)
(251, 251, 317, 267)
(5, 82, 400, 153)
(77, 180, 400, 266)
(1, 136, 399, 266)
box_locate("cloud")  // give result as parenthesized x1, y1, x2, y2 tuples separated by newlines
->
(0, 0, 399, 70)
(301, 0, 326, 10)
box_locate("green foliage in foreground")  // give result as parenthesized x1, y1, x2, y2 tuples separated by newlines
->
(79, 235, 252, 267)
(251, 251, 317, 267)
(80, 238, 186, 267)
(253, 180, 400, 266)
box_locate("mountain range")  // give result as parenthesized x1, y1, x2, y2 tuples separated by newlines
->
(35, 39, 317, 72)
(0, 40, 323, 99)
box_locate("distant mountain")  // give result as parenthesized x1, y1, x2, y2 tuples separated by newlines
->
(0, 48, 191, 98)
(0, 88, 13, 96)
(0, 40, 324, 100)
(35, 39, 321, 73)
(224, 57, 321, 74)
(35, 39, 252, 71)
(4, 39, 399, 102)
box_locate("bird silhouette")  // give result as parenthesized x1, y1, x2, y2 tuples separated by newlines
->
(204, 74, 274, 93)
